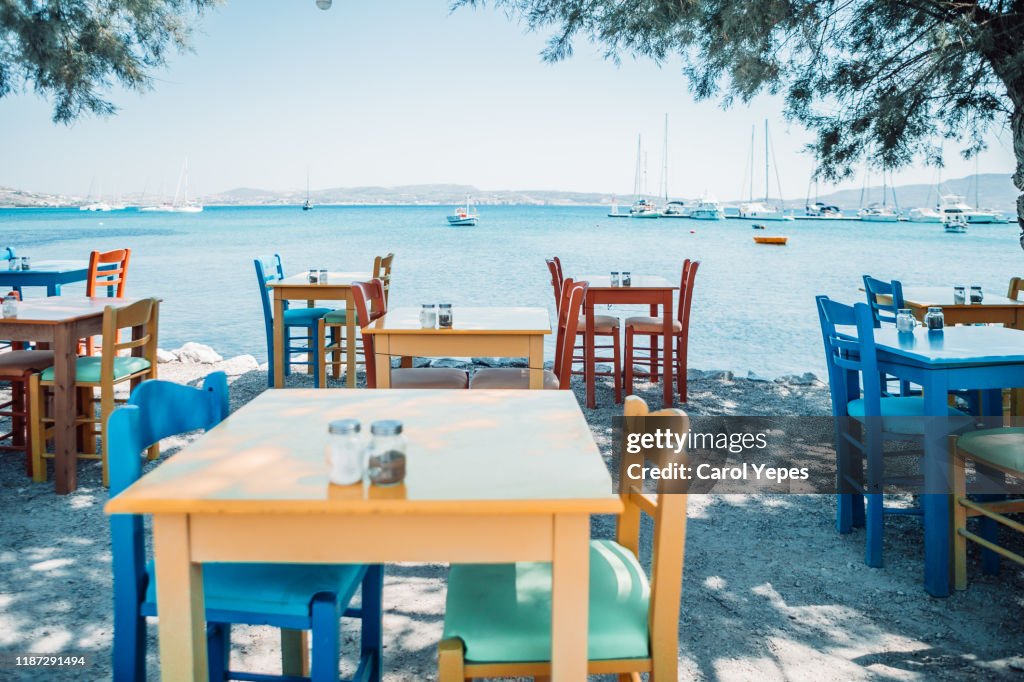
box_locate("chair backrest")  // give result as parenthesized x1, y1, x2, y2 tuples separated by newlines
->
(101, 299, 159, 374)
(619, 395, 689, 656)
(108, 372, 229, 679)
(1008, 277, 1024, 301)
(545, 258, 562, 308)
(372, 253, 394, 305)
(816, 295, 882, 416)
(351, 279, 388, 388)
(862, 275, 905, 327)
(253, 253, 285, 329)
(675, 259, 699, 325)
(2, 247, 14, 261)
(87, 249, 131, 298)
(551, 278, 586, 388)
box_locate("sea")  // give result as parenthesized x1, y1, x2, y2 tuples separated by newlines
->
(2, 205, 1021, 378)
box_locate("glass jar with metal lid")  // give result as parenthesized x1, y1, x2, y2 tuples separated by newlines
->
(367, 420, 407, 486)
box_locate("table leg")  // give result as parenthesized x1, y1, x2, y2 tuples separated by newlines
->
(922, 375, 952, 597)
(374, 335, 391, 388)
(585, 299, 596, 409)
(48, 283, 60, 296)
(528, 334, 544, 389)
(281, 630, 310, 676)
(52, 324, 77, 494)
(346, 292, 358, 388)
(550, 514, 589, 681)
(273, 294, 286, 388)
(153, 515, 208, 681)
(661, 291, 674, 408)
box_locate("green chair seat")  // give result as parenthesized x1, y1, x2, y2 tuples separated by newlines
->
(443, 539, 650, 663)
(847, 396, 972, 435)
(957, 427, 1024, 472)
(323, 309, 357, 325)
(282, 307, 332, 326)
(41, 356, 152, 383)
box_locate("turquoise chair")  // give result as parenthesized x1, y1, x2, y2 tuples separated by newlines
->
(817, 296, 972, 567)
(108, 373, 382, 681)
(255, 254, 333, 387)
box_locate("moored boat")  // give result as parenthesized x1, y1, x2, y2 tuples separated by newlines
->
(908, 207, 944, 223)
(859, 204, 900, 222)
(447, 197, 478, 226)
(690, 197, 725, 221)
(753, 236, 788, 245)
(940, 195, 999, 224)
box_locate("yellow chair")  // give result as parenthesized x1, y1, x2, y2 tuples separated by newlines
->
(951, 429, 1024, 590)
(437, 395, 689, 681)
(372, 252, 394, 306)
(30, 298, 159, 486)
(1007, 277, 1024, 301)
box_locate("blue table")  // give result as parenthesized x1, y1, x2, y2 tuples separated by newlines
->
(873, 326, 1024, 596)
(0, 260, 90, 296)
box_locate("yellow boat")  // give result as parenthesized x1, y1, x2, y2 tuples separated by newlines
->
(753, 236, 788, 245)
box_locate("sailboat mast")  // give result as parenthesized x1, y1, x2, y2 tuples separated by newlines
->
(633, 135, 642, 199)
(749, 126, 754, 202)
(662, 113, 669, 202)
(975, 156, 980, 206)
(764, 119, 769, 203)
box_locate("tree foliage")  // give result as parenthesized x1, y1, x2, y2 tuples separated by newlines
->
(458, 1, 1024, 211)
(0, 0, 218, 123)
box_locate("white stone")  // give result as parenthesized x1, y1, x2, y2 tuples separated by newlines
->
(219, 354, 260, 375)
(173, 342, 223, 364)
(156, 348, 178, 364)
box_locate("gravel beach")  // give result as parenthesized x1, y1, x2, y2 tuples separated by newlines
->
(1, 350, 1022, 681)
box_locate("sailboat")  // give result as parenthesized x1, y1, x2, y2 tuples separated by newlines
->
(302, 171, 313, 211)
(859, 167, 900, 222)
(629, 135, 661, 218)
(446, 196, 478, 226)
(173, 160, 203, 213)
(739, 121, 792, 221)
(80, 177, 111, 211)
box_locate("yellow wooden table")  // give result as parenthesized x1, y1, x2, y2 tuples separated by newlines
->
(898, 286, 1024, 329)
(268, 271, 371, 388)
(361, 306, 551, 389)
(105, 389, 620, 682)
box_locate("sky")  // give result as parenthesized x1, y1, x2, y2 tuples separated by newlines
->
(0, 1, 1017, 200)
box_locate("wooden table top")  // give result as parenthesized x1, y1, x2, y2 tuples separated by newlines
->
(900, 286, 1024, 308)
(1, 259, 89, 274)
(578, 274, 677, 290)
(0, 296, 143, 325)
(874, 326, 1024, 366)
(105, 389, 619, 516)
(269, 272, 373, 288)
(362, 306, 551, 335)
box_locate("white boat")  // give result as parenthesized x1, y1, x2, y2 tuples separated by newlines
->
(629, 198, 661, 218)
(172, 160, 203, 213)
(661, 200, 693, 218)
(690, 198, 725, 220)
(908, 206, 944, 223)
(80, 201, 111, 212)
(804, 202, 842, 218)
(859, 204, 900, 222)
(446, 197, 478, 226)
(940, 195, 998, 224)
(944, 215, 968, 233)
(739, 201, 792, 221)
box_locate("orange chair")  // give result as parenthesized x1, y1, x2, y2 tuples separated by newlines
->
(546, 257, 621, 400)
(624, 259, 699, 403)
(81, 248, 131, 355)
(470, 278, 586, 389)
(352, 279, 468, 389)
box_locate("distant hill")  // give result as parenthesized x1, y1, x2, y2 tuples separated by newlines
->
(0, 186, 80, 208)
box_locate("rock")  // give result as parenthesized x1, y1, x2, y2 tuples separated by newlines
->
(173, 342, 223, 364)
(429, 357, 471, 369)
(746, 371, 772, 382)
(706, 370, 734, 381)
(413, 358, 431, 368)
(506, 358, 528, 368)
(156, 348, 178, 364)
(219, 354, 259, 375)
(471, 357, 503, 368)
(779, 372, 820, 386)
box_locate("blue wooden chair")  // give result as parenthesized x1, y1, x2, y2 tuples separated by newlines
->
(108, 373, 382, 682)
(255, 254, 333, 387)
(816, 296, 972, 567)
(862, 275, 916, 396)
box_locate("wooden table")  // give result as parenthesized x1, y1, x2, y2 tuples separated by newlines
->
(897, 286, 1024, 328)
(873, 326, 1024, 596)
(0, 259, 90, 296)
(361, 306, 551, 389)
(0, 296, 146, 493)
(105, 389, 620, 681)
(578, 275, 677, 409)
(267, 271, 371, 388)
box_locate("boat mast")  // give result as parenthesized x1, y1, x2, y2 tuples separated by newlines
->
(633, 134, 642, 200)
(749, 125, 754, 202)
(764, 119, 769, 203)
(661, 113, 669, 203)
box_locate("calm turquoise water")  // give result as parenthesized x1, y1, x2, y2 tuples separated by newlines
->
(2, 205, 1020, 377)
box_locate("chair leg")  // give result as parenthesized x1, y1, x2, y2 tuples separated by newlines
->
(361, 564, 384, 682)
(206, 622, 231, 681)
(111, 605, 146, 682)
(29, 374, 46, 483)
(676, 335, 686, 403)
(865, 493, 883, 567)
(612, 327, 622, 404)
(309, 593, 340, 682)
(624, 327, 635, 396)
(330, 324, 341, 381)
(649, 334, 659, 381)
(11, 377, 31, 476)
(952, 446, 968, 591)
(316, 320, 327, 389)
(438, 638, 466, 682)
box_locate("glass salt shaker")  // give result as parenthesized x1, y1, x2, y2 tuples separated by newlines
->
(896, 308, 916, 333)
(953, 285, 966, 305)
(326, 419, 364, 485)
(970, 284, 984, 304)
(610, 271, 620, 287)
(2, 292, 17, 318)
(308, 268, 319, 284)
(622, 271, 632, 287)
(319, 269, 329, 284)
(420, 303, 437, 328)
(366, 420, 407, 486)
(924, 306, 945, 331)
(438, 303, 453, 329)
(7, 258, 17, 271)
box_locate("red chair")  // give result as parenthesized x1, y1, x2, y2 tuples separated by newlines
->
(470, 279, 586, 389)
(352, 279, 468, 389)
(545, 257, 621, 401)
(624, 260, 699, 402)
(82, 248, 131, 356)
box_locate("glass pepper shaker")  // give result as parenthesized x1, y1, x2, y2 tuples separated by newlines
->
(953, 285, 966, 305)
(969, 284, 984, 304)
(896, 308, 916, 333)
(366, 420, 407, 486)
(20, 256, 30, 271)
(622, 271, 632, 287)
(610, 271, 620, 287)
(924, 306, 945, 331)
(326, 419, 364, 485)
(2, 292, 18, 318)
(308, 268, 319, 284)
(420, 303, 437, 328)
(438, 303, 453, 329)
